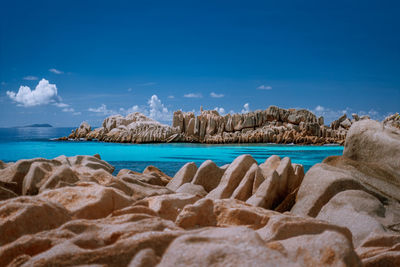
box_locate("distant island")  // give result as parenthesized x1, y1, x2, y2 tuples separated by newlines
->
(14, 124, 53, 128)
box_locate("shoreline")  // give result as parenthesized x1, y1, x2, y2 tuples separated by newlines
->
(53, 138, 345, 146)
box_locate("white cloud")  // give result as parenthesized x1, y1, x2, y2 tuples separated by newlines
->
(241, 103, 250, 113)
(313, 105, 350, 123)
(88, 95, 172, 122)
(184, 93, 202, 98)
(358, 109, 386, 121)
(127, 88, 132, 92)
(148, 94, 171, 121)
(23, 76, 38, 81)
(311, 105, 387, 124)
(49, 68, 63, 74)
(7, 78, 59, 107)
(168, 95, 175, 99)
(210, 92, 224, 98)
(54, 102, 69, 108)
(7, 78, 79, 115)
(214, 107, 225, 115)
(62, 107, 74, 112)
(120, 105, 141, 114)
(61, 107, 81, 116)
(315, 105, 325, 112)
(88, 104, 117, 116)
(257, 85, 272, 90)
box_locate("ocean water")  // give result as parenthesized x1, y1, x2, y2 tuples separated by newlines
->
(0, 127, 343, 176)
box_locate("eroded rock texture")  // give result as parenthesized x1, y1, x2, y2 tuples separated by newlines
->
(61, 106, 373, 144)
(1, 119, 399, 266)
(292, 119, 400, 266)
(66, 112, 180, 143)
(0, 153, 361, 267)
(173, 107, 353, 145)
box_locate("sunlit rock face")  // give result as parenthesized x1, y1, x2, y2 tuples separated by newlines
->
(63, 106, 370, 144)
(292, 119, 400, 266)
(66, 112, 181, 143)
(173, 106, 351, 145)
(1, 119, 399, 266)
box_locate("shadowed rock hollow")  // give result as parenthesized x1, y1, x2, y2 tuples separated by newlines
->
(0, 119, 399, 266)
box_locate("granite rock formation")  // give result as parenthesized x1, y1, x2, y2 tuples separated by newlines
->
(61, 106, 369, 144)
(0, 153, 361, 266)
(65, 112, 180, 143)
(1, 119, 399, 266)
(173, 107, 352, 144)
(384, 112, 400, 129)
(292, 119, 400, 266)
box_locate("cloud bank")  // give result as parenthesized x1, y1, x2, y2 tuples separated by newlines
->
(7, 78, 79, 115)
(257, 85, 272, 90)
(214, 107, 226, 115)
(184, 93, 202, 98)
(241, 103, 250, 113)
(7, 79, 59, 107)
(23, 76, 38, 81)
(312, 105, 387, 124)
(210, 92, 224, 98)
(88, 95, 172, 122)
(49, 68, 63, 74)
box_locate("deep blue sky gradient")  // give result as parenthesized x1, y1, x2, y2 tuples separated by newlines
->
(1, 0, 399, 126)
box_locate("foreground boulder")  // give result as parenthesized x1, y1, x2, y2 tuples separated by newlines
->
(0, 197, 71, 246)
(166, 154, 304, 212)
(292, 119, 400, 265)
(0, 152, 362, 266)
(158, 226, 358, 267)
(1, 118, 399, 265)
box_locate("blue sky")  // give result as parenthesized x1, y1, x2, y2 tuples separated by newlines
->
(1, 0, 399, 127)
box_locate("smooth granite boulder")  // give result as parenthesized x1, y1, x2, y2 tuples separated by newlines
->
(191, 160, 225, 192)
(166, 162, 197, 191)
(291, 120, 400, 264)
(207, 155, 257, 199)
(0, 196, 71, 246)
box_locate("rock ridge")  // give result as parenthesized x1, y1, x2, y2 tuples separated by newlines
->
(60, 106, 381, 145)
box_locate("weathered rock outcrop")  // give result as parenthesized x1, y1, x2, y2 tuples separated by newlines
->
(384, 112, 400, 129)
(66, 112, 180, 143)
(69, 121, 91, 139)
(0, 153, 362, 266)
(173, 107, 350, 145)
(61, 106, 373, 144)
(2, 119, 400, 265)
(165, 154, 304, 212)
(291, 119, 400, 265)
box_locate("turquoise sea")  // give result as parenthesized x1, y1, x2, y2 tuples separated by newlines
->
(0, 127, 343, 176)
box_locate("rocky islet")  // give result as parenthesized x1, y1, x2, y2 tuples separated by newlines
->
(61, 106, 390, 145)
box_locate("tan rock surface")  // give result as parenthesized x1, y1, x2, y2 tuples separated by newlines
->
(291, 120, 400, 264)
(142, 193, 201, 221)
(66, 112, 180, 143)
(191, 160, 225, 192)
(207, 154, 257, 199)
(39, 182, 133, 219)
(166, 162, 197, 191)
(0, 196, 71, 246)
(2, 119, 400, 266)
(61, 107, 364, 144)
